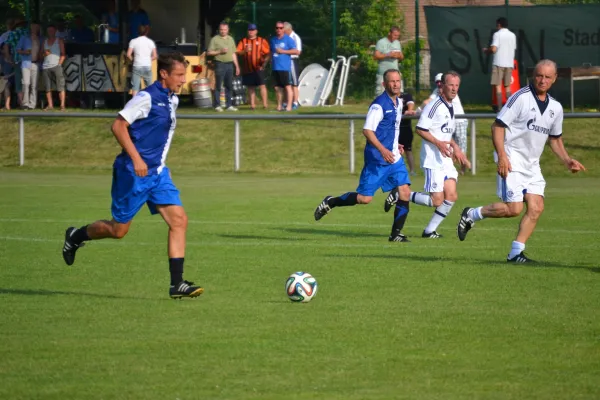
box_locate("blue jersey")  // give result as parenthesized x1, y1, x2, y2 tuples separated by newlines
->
(362, 92, 403, 165)
(115, 81, 178, 175)
(129, 9, 150, 39)
(269, 34, 296, 71)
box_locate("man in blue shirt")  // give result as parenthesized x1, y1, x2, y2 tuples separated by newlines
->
(269, 21, 298, 112)
(69, 15, 95, 43)
(128, 0, 151, 40)
(61, 52, 203, 299)
(313, 69, 412, 242)
(101, 0, 120, 44)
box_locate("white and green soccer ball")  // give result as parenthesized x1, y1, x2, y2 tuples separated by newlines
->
(285, 272, 318, 303)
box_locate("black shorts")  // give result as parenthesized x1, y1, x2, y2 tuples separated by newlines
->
(272, 70, 291, 88)
(242, 70, 266, 87)
(398, 126, 413, 151)
(290, 59, 300, 86)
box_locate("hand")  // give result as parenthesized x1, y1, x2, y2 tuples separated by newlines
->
(435, 140, 452, 157)
(259, 64, 265, 71)
(453, 149, 470, 168)
(404, 109, 416, 116)
(220, 48, 228, 54)
(380, 148, 395, 164)
(497, 154, 512, 178)
(235, 67, 240, 76)
(482, 47, 488, 53)
(398, 144, 405, 155)
(133, 158, 148, 177)
(567, 159, 586, 173)
(275, 47, 283, 54)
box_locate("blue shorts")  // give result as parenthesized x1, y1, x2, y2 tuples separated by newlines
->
(356, 161, 411, 196)
(111, 167, 182, 223)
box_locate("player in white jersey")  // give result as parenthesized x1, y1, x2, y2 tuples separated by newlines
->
(390, 71, 468, 238)
(457, 60, 585, 263)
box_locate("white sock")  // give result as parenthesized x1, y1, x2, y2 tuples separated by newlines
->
(468, 206, 484, 222)
(424, 200, 454, 233)
(410, 192, 433, 207)
(508, 241, 525, 259)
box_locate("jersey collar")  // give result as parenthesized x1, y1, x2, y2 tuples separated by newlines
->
(529, 83, 549, 115)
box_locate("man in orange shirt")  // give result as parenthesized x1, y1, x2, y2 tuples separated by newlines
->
(236, 23, 270, 109)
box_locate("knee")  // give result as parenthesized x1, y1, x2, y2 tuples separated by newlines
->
(445, 192, 458, 203)
(527, 203, 544, 220)
(112, 224, 130, 239)
(398, 186, 411, 201)
(358, 195, 373, 204)
(170, 211, 188, 230)
(505, 204, 523, 218)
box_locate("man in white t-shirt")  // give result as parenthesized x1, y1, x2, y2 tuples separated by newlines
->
(127, 25, 157, 96)
(457, 60, 585, 263)
(483, 17, 516, 109)
(401, 71, 469, 238)
(284, 22, 302, 109)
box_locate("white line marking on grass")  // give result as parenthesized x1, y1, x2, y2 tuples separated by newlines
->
(0, 235, 598, 250)
(0, 218, 595, 235)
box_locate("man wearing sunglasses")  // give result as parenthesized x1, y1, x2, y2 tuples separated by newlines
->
(269, 21, 298, 112)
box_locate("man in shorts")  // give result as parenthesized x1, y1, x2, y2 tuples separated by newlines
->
(236, 23, 270, 110)
(483, 17, 516, 110)
(42, 25, 66, 110)
(313, 69, 412, 242)
(269, 21, 298, 112)
(457, 60, 585, 263)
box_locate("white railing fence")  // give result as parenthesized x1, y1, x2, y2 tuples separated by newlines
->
(2, 112, 599, 174)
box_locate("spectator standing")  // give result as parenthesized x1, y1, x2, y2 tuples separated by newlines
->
(42, 25, 66, 111)
(5, 17, 28, 107)
(236, 23, 270, 110)
(483, 17, 516, 110)
(0, 50, 14, 110)
(0, 18, 15, 47)
(283, 22, 301, 109)
(207, 22, 239, 112)
(128, 0, 150, 40)
(16, 21, 42, 109)
(127, 25, 157, 96)
(373, 26, 403, 96)
(55, 19, 70, 41)
(102, 0, 120, 44)
(269, 21, 298, 112)
(398, 91, 416, 175)
(69, 15, 95, 43)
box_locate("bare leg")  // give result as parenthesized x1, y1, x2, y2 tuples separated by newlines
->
(275, 87, 283, 110)
(59, 91, 66, 109)
(86, 219, 132, 240)
(285, 85, 293, 111)
(45, 92, 54, 109)
(495, 84, 503, 108)
(481, 201, 523, 218)
(247, 86, 256, 109)
(157, 205, 188, 258)
(515, 194, 544, 244)
(405, 150, 415, 173)
(259, 85, 268, 108)
(293, 86, 299, 104)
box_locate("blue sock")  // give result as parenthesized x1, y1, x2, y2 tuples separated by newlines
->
(329, 192, 359, 208)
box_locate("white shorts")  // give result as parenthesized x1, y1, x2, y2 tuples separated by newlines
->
(497, 170, 545, 202)
(423, 164, 458, 193)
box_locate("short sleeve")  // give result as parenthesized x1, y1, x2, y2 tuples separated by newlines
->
(403, 93, 414, 104)
(287, 36, 297, 50)
(375, 38, 385, 53)
(295, 35, 302, 53)
(118, 91, 152, 124)
(128, 39, 134, 49)
(208, 36, 217, 51)
(491, 31, 499, 48)
(416, 102, 436, 131)
(363, 103, 384, 131)
(236, 39, 244, 52)
(16, 36, 25, 50)
(496, 93, 522, 127)
(550, 108, 563, 137)
(149, 40, 156, 50)
(261, 38, 270, 55)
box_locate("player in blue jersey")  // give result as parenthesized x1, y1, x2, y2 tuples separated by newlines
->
(313, 69, 412, 242)
(61, 52, 203, 299)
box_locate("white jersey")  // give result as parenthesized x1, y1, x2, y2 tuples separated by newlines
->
(416, 96, 455, 169)
(496, 85, 563, 173)
(428, 88, 466, 123)
(289, 31, 302, 59)
(491, 28, 516, 68)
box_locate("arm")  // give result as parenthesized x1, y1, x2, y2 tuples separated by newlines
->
(232, 52, 240, 75)
(415, 127, 452, 157)
(491, 120, 511, 178)
(548, 136, 585, 173)
(151, 47, 157, 61)
(58, 39, 66, 64)
(126, 47, 133, 62)
(363, 129, 395, 164)
(373, 50, 388, 61)
(111, 116, 147, 177)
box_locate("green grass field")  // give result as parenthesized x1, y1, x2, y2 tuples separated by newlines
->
(1, 171, 599, 399)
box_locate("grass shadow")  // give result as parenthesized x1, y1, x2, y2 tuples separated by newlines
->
(0, 287, 162, 300)
(275, 227, 383, 239)
(324, 253, 600, 273)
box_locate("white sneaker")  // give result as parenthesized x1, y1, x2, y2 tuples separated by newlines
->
(215, 106, 224, 112)
(226, 106, 238, 111)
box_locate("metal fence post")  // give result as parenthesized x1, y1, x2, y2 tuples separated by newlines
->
(234, 120, 240, 172)
(19, 117, 24, 166)
(470, 118, 476, 175)
(349, 120, 355, 174)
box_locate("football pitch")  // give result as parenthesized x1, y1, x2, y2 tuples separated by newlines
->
(1, 171, 599, 399)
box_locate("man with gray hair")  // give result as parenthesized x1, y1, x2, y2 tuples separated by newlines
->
(283, 22, 301, 109)
(457, 60, 585, 263)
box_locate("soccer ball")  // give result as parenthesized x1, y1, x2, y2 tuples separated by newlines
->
(285, 272, 318, 303)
